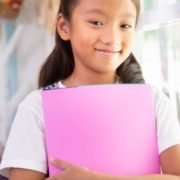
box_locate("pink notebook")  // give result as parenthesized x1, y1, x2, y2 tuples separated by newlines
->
(42, 84, 160, 176)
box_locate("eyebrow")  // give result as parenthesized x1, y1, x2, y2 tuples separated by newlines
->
(121, 13, 136, 19)
(84, 9, 136, 19)
(84, 9, 107, 16)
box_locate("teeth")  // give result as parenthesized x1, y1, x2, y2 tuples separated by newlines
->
(96, 49, 119, 53)
(99, 49, 113, 53)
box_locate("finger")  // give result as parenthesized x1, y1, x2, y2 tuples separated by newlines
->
(49, 158, 71, 170)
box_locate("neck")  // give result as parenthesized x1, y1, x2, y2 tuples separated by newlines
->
(62, 71, 117, 87)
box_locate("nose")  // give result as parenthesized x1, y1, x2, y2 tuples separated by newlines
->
(99, 25, 121, 47)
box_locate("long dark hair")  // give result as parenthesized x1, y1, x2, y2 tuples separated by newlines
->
(38, 0, 145, 88)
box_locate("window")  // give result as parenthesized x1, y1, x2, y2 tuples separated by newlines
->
(138, 0, 180, 120)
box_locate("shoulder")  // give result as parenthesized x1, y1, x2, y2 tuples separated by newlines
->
(21, 90, 42, 106)
(19, 90, 43, 118)
(150, 86, 177, 120)
(150, 85, 178, 125)
(19, 82, 64, 117)
(18, 82, 63, 119)
(151, 86, 170, 108)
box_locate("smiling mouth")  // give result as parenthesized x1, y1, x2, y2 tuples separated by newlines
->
(95, 48, 122, 55)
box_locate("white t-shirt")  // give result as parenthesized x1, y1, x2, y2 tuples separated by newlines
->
(0, 83, 180, 176)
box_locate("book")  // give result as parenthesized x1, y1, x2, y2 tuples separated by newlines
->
(42, 84, 160, 176)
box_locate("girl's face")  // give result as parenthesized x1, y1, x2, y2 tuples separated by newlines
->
(58, 0, 137, 79)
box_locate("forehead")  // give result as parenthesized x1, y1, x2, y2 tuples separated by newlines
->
(74, 0, 137, 18)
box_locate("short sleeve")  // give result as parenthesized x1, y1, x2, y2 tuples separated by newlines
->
(152, 88, 180, 154)
(0, 90, 47, 176)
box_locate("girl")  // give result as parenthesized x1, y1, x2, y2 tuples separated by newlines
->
(1, 0, 180, 179)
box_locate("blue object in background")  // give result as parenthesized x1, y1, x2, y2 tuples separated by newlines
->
(4, 20, 18, 101)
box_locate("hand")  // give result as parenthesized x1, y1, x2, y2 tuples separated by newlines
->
(45, 158, 93, 180)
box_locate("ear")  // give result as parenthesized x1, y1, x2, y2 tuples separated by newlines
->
(56, 14, 70, 41)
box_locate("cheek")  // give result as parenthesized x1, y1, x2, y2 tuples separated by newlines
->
(71, 31, 94, 56)
(75, 32, 97, 50)
(123, 32, 135, 49)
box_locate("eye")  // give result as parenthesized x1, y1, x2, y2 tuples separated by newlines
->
(89, 20, 103, 26)
(120, 24, 132, 29)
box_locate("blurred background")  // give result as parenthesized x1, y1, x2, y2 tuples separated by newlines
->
(0, 0, 180, 172)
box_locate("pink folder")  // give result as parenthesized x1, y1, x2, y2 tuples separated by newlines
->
(42, 84, 160, 177)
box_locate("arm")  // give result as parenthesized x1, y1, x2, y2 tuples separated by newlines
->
(93, 145, 180, 180)
(9, 168, 46, 180)
(45, 145, 180, 180)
